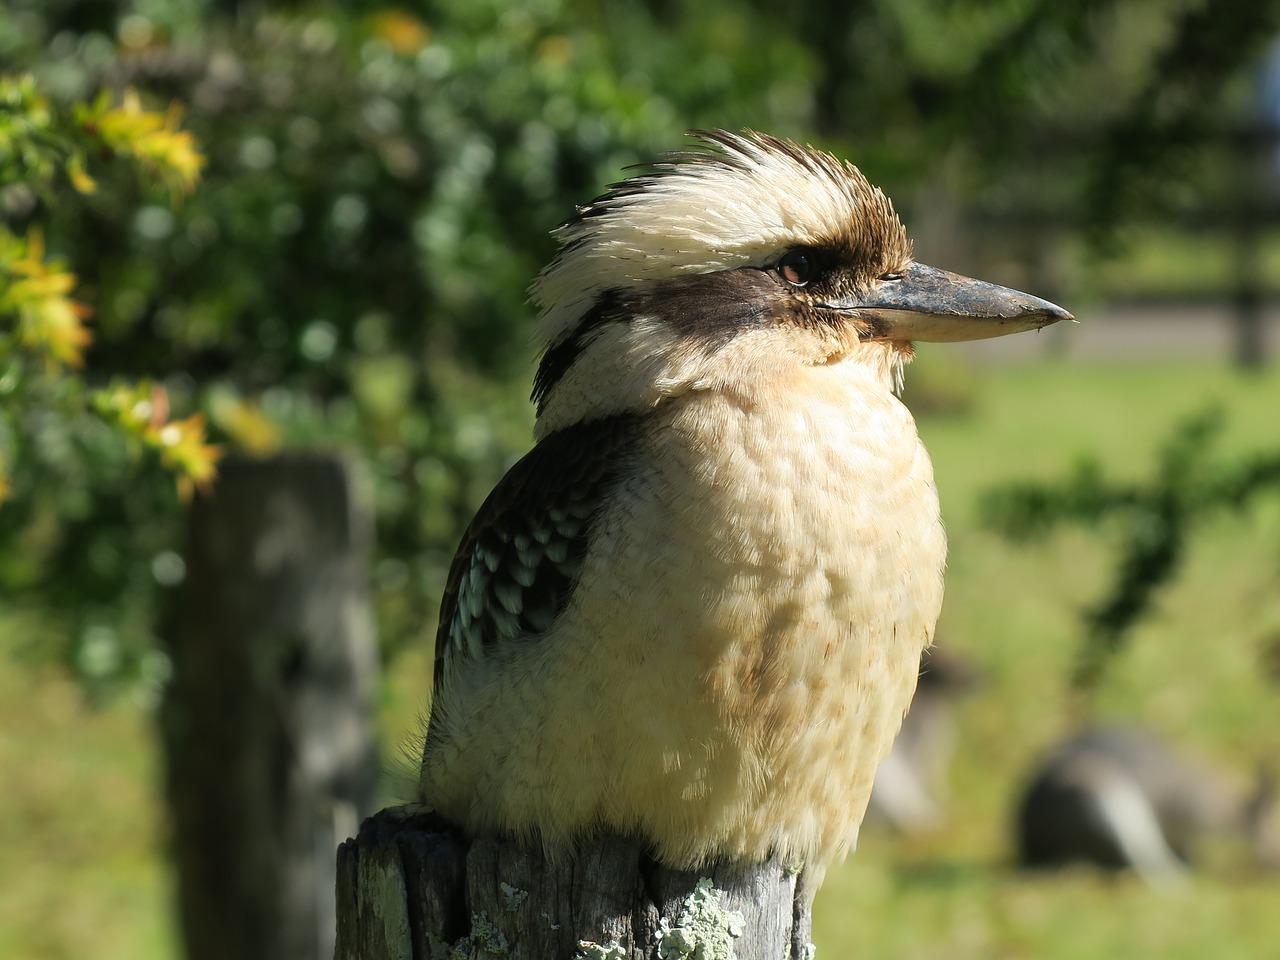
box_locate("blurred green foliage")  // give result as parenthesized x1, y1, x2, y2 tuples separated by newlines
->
(3, 0, 1280, 697)
(982, 408, 1280, 694)
(1, 68, 218, 701)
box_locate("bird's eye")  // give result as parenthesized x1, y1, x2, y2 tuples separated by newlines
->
(778, 250, 813, 287)
(879, 272, 903, 282)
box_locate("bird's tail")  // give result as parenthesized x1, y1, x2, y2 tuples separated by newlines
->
(1089, 769, 1189, 889)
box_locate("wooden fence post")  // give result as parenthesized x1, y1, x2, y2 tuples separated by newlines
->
(164, 452, 380, 960)
(1233, 128, 1267, 371)
(334, 807, 815, 960)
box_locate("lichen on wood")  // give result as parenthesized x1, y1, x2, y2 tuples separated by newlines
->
(335, 807, 813, 960)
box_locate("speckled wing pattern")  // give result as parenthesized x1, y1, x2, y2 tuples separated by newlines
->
(434, 414, 642, 685)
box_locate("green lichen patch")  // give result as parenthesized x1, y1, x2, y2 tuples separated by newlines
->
(576, 939, 629, 959)
(499, 881, 529, 910)
(655, 877, 746, 960)
(426, 911, 511, 959)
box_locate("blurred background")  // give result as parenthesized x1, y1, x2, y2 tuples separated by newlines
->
(4, 0, 1280, 957)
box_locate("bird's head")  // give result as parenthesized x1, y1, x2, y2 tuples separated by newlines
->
(530, 130, 1070, 435)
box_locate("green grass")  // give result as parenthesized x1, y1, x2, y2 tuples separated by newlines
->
(0, 614, 177, 960)
(4, 357, 1280, 958)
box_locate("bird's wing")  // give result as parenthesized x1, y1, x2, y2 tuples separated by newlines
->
(433, 414, 641, 685)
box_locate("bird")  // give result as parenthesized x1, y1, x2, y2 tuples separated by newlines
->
(419, 129, 1070, 880)
(1016, 725, 1280, 885)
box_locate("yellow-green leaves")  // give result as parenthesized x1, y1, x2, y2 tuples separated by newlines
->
(74, 89, 205, 197)
(0, 74, 204, 200)
(92, 382, 222, 501)
(0, 74, 212, 502)
(0, 74, 60, 187)
(0, 229, 93, 370)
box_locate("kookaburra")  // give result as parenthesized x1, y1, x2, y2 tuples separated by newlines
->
(420, 130, 1069, 879)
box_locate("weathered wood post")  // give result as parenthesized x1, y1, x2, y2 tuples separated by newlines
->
(1233, 124, 1268, 370)
(164, 453, 380, 960)
(335, 807, 815, 960)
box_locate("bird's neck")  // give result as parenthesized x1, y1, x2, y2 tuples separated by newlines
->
(533, 322, 915, 440)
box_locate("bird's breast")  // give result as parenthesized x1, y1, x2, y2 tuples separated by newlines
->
(606, 362, 946, 661)
(561, 361, 947, 866)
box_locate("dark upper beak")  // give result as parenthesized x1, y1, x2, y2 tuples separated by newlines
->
(820, 261, 1073, 342)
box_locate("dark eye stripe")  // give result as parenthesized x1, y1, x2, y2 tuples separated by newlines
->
(532, 290, 625, 414)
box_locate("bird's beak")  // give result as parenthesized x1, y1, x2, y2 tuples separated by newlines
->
(821, 261, 1073, 342)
